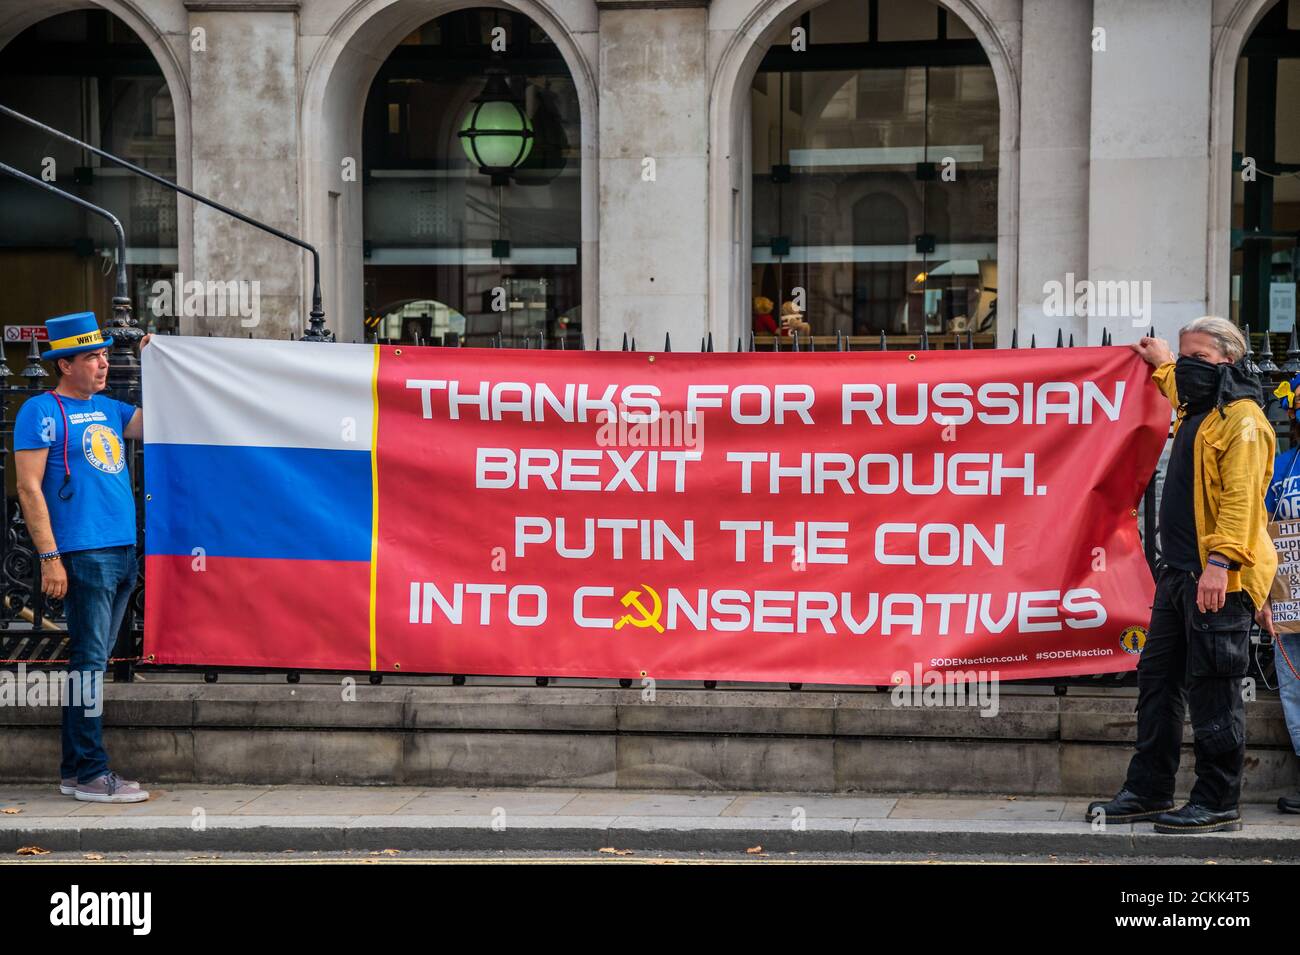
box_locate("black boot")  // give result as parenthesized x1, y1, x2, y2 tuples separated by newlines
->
(1152, 803, 1242, 833)
(1279, 792, 1300, 814)
(1085, 788, 1174, 823)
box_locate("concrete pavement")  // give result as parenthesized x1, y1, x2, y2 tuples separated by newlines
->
(3, 784, 1298, 859)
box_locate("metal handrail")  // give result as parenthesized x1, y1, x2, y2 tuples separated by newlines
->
(0, 103, 330, 341)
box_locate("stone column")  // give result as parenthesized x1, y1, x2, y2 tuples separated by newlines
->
(184, 0, 304, 339)
(1016, 0, 1093, 346)
(1087, 0, 1212, 346)
(596, 0, 710, 349)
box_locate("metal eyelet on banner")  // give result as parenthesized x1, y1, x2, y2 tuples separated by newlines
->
(908, 354, 917, 361)
(394, 348, 402, 356)
(648, 356, 656, 363)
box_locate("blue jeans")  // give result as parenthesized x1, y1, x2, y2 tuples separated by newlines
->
(1277, 632, 1300, 758)
(59, 545, 137, 784)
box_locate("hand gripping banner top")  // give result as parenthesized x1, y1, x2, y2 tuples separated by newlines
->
(142, 336, 1169, 684)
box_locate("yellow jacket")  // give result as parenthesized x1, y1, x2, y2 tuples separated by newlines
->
(1152, 360, 1276, 610)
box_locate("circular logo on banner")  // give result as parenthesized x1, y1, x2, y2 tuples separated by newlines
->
(1119, 625, 1147, 655)
(83, 424, 125, 474)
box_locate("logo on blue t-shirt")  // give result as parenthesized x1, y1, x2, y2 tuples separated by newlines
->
(83, 424, 125, 473)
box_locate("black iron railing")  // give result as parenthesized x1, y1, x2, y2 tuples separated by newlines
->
(3, 322, 1295, 688)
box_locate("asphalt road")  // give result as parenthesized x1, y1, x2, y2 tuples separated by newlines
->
(0, 848, 1285, 864)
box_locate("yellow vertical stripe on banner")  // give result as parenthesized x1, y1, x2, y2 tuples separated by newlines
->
(369, 344, 380, 671)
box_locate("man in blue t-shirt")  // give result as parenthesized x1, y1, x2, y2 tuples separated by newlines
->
(13, 311, 151, 804)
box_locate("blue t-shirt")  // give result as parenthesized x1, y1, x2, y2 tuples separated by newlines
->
(13, 392, 138, 553)
(1267, 447, 1300, 521)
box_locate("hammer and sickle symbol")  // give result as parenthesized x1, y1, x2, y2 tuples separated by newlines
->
(615, 584, 664, 634)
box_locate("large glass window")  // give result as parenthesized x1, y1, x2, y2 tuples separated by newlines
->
(362, 9, 582, 347)
(0, 10, 178, 332)
(750, 0, 998, 345)
(1230, 1, 1299, 341)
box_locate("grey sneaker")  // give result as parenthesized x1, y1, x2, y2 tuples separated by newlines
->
(73, 772, 149, 804)
(59, 777, 77, 796)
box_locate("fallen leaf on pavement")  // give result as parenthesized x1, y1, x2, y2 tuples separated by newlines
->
(2, 808, 21, 814)
(745, 845, 764, 854)
(83, 853, 104, 861)
(17, 846, 49, 855)
(598, 847, 632, 855)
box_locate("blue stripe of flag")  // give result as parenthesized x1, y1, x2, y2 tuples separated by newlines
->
(145, 444, 372, 561)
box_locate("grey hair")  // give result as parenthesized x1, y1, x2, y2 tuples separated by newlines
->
(1178, 316, 1247, 362)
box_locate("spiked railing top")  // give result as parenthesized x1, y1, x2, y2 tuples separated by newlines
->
(1282, 326, 1300, 376)
(1242, 322, 1262, 377)
(21, 337, 47, 378)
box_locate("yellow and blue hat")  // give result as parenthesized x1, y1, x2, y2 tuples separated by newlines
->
(42, 312, 113, 361)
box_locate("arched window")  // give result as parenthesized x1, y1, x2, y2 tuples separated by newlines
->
(361, 9, 582, 347)
(749, 0, 998, 346)
(0, 9, 179, 336)
(1230, 1, 1300, 340)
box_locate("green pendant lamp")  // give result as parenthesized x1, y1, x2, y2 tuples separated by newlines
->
(458, 68, 534, 186)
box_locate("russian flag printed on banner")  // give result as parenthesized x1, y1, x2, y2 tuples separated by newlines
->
(143, 337, 1165, 683)
(142, 336, 378, 670)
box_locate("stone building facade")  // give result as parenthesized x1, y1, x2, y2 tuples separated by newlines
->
(0, 0, 1295, 350)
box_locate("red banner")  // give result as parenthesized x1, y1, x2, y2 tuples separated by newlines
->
(142, 339, 1167, 681)
(372, 344, 1166, 683)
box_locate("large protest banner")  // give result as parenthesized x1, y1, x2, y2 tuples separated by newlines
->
(142, 336, 1168, 683)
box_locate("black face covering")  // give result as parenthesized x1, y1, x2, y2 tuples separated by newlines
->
(1174, 354, 1263, 416)
(1174, 355, 1223, 414)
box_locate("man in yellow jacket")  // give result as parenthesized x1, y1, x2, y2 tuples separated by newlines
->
(1088, 316, 1275, 834)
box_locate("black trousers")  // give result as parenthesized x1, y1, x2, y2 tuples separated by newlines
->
(1122, 565, 1253, 811)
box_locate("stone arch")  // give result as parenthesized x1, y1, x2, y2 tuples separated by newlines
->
(1207, 0, 1286, 319)
(707, 0, 1020, 346)
(301, 0, 598, 343)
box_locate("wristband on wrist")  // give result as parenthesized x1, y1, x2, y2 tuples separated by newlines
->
(38, 550, 61, 562)
(1206, 556, 1232, 570)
